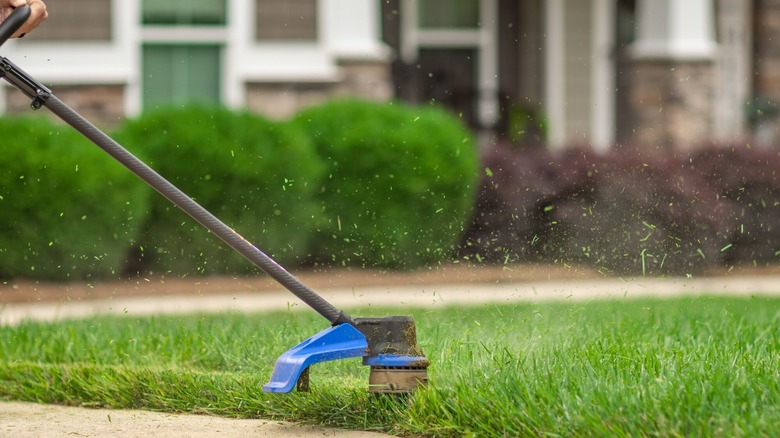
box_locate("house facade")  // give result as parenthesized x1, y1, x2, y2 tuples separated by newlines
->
(382, 0, 758, 151)
(0, 0, 392, 125)
(0, 0, 776, 151)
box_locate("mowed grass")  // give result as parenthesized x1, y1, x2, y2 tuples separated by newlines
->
(1, 295, 780, 436)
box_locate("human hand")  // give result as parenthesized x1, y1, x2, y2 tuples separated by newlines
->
(0, 0, 47, 38)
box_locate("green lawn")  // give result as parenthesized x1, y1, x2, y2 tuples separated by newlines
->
(1, 296, 779, 436)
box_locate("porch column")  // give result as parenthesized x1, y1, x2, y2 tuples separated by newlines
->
(628, 0, 717, 150)
(323, 0, 393, 101)
(714, 0, 751, 143)
(753, 0, 780, 146)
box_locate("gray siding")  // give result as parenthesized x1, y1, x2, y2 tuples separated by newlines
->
(24, 0, 111, 42)
(255, 0, 318, 41)
(563, 0, 592, 141)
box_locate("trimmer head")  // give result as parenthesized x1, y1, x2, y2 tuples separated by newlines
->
(355, 316, 430, 393)
(368, 366, 429, 393)
(263, 316, 429, 394)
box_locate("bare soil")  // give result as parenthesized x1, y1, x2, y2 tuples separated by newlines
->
(0, 263, 605, 304)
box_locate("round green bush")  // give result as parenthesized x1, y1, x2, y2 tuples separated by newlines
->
(0, 116, 150, 280)
(113, 105, 323, 275)
(293, 99, 479, 269)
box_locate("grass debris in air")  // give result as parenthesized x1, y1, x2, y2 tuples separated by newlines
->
(1, 297, 780, 436)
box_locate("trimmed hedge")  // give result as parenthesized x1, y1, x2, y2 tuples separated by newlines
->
(461, 141, 780, 275)
(0, 117, 149, 280)
(1, 101, 480, 280)
(293, 99, 480, 269)
(113, 106, 323, 275)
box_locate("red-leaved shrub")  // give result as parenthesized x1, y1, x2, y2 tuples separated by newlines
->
(461, 142, 780, 275)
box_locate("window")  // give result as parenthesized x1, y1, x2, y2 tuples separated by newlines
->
(142, 0, 227, 26)
(398, 0, 496, 130)
(142, 45, 222, 109)
(140, 0, 226, 109)
(23, 0, 111, 41)
(418, 0, 479, 29)
(255, 0, 317, 41)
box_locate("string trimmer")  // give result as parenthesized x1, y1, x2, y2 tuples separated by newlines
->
(0, 6, 429, 394)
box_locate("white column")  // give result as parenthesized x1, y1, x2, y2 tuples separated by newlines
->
(399, 0, 418, 64)
(591, 0, 616, 153)
(632, 0, 717, 60)
(714, 0, 751, 140)
(118, 0, 141, 116)
(321, 0, 390, 60)
(544, 0, 566, 149)
(225, 0, 251, 109)
(477, 0, 499, 130)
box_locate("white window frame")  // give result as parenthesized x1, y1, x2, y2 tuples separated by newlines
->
(0, 0, 140, 115)
(1, 0, 388, 115)
(400, 0, 499, 130)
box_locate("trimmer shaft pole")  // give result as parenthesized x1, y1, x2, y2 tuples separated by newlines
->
(0, 54, 351, 326)
(44, 94, 352, 326)
(46, 94, 352, 325)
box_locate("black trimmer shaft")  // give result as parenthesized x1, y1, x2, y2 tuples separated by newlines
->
(43, 93, 353, 326)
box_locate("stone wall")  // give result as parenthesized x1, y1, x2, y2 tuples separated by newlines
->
(753, 0, 780, 145)
(5, 84, 125, 129)
(245, 82, 334, 120)
(627, 60, 715, 150)
(246, 59, 392, 119)
(754, 0, 780, 100)
(333, 60, 393, 102)
(4, 59, 392, 125)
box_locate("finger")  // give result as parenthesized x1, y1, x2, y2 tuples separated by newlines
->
(12, 0, 46, 38)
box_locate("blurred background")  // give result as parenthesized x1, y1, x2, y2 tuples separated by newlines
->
(1, 0, 778, 281)
(2, 0, 769, 149)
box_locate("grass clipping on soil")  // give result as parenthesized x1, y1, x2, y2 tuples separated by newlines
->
(2, 297, 780, 436)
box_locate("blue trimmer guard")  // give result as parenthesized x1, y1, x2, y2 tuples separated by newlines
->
(263, 318, 429, 394)
(262, 323, 367, 393)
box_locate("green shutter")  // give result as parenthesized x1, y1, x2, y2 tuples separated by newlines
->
(142, 45, 222, 109)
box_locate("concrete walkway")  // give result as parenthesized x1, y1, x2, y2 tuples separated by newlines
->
(3, 275, 780, 326)
(0, 401, 390, 438)
(2, 275, 780, 437)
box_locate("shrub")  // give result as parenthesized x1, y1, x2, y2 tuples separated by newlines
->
(0, 117, 149, 280)
(542, 150, 724, 275)
(293, 99, 479, 269)
(113, 106, 323, 275)
(462, 142, 780, 275)
(686, 146, 780, 266)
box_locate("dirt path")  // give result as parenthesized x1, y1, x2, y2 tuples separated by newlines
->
(0, 263, 602, 305)
(4, 271, 780, 326)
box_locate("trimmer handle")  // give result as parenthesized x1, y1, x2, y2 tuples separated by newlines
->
(0, 5, 30, 48)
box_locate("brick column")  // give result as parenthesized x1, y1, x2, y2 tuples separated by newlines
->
(627, 0, 717, 150)
(753, 0, 780, 146)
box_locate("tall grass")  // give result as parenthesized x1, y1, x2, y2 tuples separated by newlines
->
(2, 297, 779, 436)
